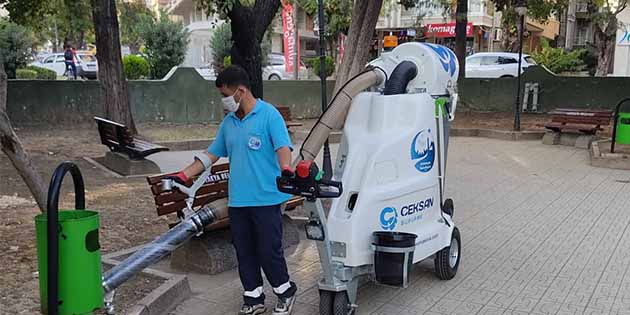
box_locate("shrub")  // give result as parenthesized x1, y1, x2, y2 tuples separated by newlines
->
(16, 69, 37, 79)
(210, 23, 232, 72)
(531, 39, 586, 74)
(307, 56, 335, 79)
(0, 20, 33, 79)
(123, 55, 150, 79)
(140, 12, 189, 79)
(223, 55, 232, 68)
(25, 65, 57, 80)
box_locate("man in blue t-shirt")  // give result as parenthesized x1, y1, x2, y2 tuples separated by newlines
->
(170, 66, 297, 315)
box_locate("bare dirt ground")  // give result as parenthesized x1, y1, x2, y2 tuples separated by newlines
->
(0, 112, 609, 314)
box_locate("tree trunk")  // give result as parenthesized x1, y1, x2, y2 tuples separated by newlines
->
(91, 0, 137, 134)
(0, 64, 47, 212)
(334, 0, 384, 92)
(454, 0, 468, 79)
(227, 0, 281, 99)
(501, 17, 518, 52)
(594, 17, 617, 77)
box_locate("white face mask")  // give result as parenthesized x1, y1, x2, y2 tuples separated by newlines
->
(221, 89, 241, 112)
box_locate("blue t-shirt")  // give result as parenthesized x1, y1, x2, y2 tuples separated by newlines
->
(208, 99, 293, 207)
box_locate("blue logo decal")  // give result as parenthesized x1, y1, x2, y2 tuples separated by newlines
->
(422, 43, 457, 77)
(248, 136, 261, 150)
(620, 30, 630, 44)
(411, 129, 435, 173)
(380, 207, 398, 230)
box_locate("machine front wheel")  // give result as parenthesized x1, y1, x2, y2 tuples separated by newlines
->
(434, 227, 461, 280)
(333, 291, 354, 315)
(319, 289, 334, 315)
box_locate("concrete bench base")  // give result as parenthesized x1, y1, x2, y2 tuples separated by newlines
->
(95, 151, 161, 176)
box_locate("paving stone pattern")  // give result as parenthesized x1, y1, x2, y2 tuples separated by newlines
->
(168, 138, 630, 315)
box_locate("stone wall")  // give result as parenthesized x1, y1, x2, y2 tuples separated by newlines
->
(8, 66, 630, 126)
(7, 67, 334, 126)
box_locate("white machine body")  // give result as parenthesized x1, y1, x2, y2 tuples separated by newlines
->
(327, 93, 453, 266)
(325, 42, 459, 267)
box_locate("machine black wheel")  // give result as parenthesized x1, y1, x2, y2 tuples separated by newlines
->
(333, 291, 354, 315)
(434, 227, 461, 280)
(319, 289, 334, 315)
(442, 198, 454, 217)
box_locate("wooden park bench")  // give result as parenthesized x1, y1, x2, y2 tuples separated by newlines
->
(94, 117, 169, 160)
(146, 162, 305, 230)
(275, 106, 303, 130)
(545, 109, 613, 135)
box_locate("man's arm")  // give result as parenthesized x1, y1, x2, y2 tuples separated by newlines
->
(268, 108, 294, 174)
(277, 146, 292, 170)
(183, 152, 220, 178)
(169, 152, 219, 184)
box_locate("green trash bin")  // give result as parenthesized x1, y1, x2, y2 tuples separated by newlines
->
(616, 112, 630, 144)
(35, 162, 103, 315)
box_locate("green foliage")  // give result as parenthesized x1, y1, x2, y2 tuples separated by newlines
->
(493, 0, 568, 23)
(24, 65, 57, 80)
(119, 0, 155, 54)
(531, 39, 586, 73)
(0, 20, 33, 79)
(123, 55, 150, 79)
(16, 69, 37, 79)
(224, 55, 232, 67)
(307, 56, 335, 78)
(2, 0, 94, 50)
(139, 12, 190, 79)
(210, 23, 232, 71)
(295, 0, 353, 37)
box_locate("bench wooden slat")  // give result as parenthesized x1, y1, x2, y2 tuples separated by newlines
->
(146, 163, 230, 185)
(94, 116, 169, 159)
(154, 182, 228, 205)
(545, 109, 612, 135)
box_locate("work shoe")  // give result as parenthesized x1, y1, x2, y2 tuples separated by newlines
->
(272, 294, 296, 315)
(239, 303, 266, 315)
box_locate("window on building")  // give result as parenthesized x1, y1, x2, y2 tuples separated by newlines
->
(469, 0, 482, 14)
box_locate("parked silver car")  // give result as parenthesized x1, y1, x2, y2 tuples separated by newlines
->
(262, 53, 308, 80)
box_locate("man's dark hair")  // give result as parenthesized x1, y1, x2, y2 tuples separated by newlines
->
(215, 65, 251, 90)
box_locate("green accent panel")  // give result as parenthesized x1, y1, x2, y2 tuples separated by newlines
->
(616, 112, 630, 144)
(35, 210, 103, 315)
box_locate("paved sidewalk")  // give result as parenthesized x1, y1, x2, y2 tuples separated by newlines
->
(162, 137, 630, 315)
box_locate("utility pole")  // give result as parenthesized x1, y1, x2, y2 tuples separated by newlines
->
(317, 0, 332, 180)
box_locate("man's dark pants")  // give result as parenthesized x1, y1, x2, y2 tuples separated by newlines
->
(229, 204, 296, 305)
(64, 61, 77, 79)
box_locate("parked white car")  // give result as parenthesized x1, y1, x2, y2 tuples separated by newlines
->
(465, 52, 536, 78)
(30, 52, 98, 79)
(262, 53, 308, 80)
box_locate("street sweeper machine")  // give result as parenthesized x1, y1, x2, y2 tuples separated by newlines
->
(36, 42, 461, 315)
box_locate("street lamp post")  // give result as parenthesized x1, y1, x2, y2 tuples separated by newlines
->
(316, 0, 333, 180)
(514, 1, 527, 131)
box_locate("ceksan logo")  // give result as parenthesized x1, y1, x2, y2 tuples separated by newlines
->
(421, 43, 457, 77)
(411, 129, 435, 173)
(379, 198, 434, 229)
(380, 207, 398, 230)
(400, 198, 434, 216)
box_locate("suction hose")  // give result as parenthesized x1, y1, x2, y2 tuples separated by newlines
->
(383, 61, 417, 95)
(102, 199, 228, 293)
(298, 67, 386, 162)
